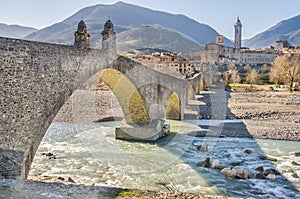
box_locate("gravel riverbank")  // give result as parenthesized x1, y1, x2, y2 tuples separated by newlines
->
(196, 90, 300, 141)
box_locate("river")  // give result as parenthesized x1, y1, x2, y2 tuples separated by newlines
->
(29, 120, 300, 198)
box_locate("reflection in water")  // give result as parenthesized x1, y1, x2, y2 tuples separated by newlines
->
(29, 122, 300, 198)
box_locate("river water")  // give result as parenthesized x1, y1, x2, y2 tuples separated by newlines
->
(29, 120, 300, 198)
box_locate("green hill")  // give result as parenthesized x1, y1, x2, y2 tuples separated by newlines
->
(117, 26, 204, 53)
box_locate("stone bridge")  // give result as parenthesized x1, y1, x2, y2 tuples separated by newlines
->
(0, 20, 201, 179)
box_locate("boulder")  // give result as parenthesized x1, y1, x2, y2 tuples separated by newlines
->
(267, 157, 277, 162)
(290, 151, 300, 157)
(244, 149, 253, 154)
(258, 155, 267, 160)
(291, 161, 300, 166)
(211, 159, 219, 169)
(235, 169, 248, 179)
(266, 174, 276, 181)
(230, 161, 244, 166)
(256, 173, 266, 179)
(221, 168, 236, 179)
(255, 166, 264, 173)
(67, 177, 76, 183)
(291, 173, 299, 178)
(221, 168, 248, 179)
(202, 157, 211, 168)
(197, 143, 209, 152)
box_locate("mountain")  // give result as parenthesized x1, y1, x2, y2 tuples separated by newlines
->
(117, 25, 204, 53)
(244, 14, 300, 48)
(0, 23, 37, 39)
(25, 1, 233, 51)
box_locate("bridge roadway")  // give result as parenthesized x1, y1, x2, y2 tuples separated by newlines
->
(0, 33, 200, 179)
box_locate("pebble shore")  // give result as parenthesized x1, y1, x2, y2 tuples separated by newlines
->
(197, 90, 300, 141)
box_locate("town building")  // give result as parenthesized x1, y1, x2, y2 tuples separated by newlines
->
(240, 48, 277, 65)
(198, 17, 278, 66)
(131, 52, 196, 78)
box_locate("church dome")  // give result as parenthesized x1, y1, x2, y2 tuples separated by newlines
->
(78, 20, 87, 30)
(104, 19, 114, 30)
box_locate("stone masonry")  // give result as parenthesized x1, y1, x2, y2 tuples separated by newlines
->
(0, 20, 201, 179)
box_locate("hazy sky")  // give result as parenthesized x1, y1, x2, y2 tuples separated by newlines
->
(0, 0, 299, 39)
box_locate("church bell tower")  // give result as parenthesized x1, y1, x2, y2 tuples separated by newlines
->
(234, 17, 242, 50)
(74, 20, 90, 49)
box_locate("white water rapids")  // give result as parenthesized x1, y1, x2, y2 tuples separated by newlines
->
(29, 120, 300, 198)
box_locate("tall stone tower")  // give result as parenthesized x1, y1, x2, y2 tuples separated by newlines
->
(234, 17, 242, 50)
(74, 20, 90, 49)
(101, 19, 116, 54)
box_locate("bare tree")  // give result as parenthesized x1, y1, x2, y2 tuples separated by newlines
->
(244, 64, 252, 73)
(246, 68, 259, 86)
(231, 70, 241, 86)
(222, 71, 230, 88)
(270, 53, 300, 92)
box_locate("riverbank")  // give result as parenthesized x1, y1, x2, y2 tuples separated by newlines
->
(196, 90, 300, 141)
(0, 178, 238, 199)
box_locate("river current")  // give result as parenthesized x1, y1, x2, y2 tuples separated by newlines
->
(29, 120, 300, 198)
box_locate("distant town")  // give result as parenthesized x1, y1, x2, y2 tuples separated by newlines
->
(127, 18, 300, 91)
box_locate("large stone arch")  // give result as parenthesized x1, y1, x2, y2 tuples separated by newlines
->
(166, 92, 181, 120)
(97, 68, 150, 124)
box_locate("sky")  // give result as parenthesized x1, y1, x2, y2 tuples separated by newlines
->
(0, 0, 299, 39)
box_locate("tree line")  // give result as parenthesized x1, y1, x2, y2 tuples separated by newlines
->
(221, 53, 300, 92)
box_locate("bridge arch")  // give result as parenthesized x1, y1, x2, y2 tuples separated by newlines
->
(97, 68, 150, 124)
(166, 92, 181, 120)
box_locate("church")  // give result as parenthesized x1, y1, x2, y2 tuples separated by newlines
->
(202, 18, 277, 66)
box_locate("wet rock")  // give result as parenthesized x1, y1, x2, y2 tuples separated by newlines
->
(291, 173, 299, 178)
(211, 160, 231, 170)
(67, 177, 76, 183)
(244, 149, 253, 154)
(57, 176, 65, 181)
(266, 174, 276, 181)
(255, 166, 264, 173)
(203, 157, 211, 168)
(291, 161, 300, 166)
(221, 168, 236, 179)
(264, 168, 280, 176)
(221, 168, 248, 180)
(267, 157, 277, 162)
(258, 155, 267, 160)
(256, 173, 266, 179)
(230, 161, 244, 166)
(211, 159, 219, 169)
(235, 169, 248, 179)
(197, 143, 209, 152)
(290, 151, 300, 157)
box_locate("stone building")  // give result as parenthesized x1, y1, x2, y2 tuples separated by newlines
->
(132, 52, 195, 78)
(199, 17, 278, 66)
(74, 20, 90, 49)
(234, 17, 242, 50)
(240, 48, 277, 65)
